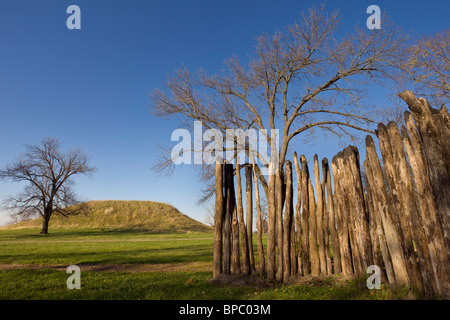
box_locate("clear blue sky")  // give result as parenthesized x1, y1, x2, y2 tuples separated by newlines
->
(0, 0, 448, 226)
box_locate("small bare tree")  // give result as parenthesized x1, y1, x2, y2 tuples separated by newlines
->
(0, 137, 97, 234)
(401, 29, 449, 106)
(150, 5, 407, 202)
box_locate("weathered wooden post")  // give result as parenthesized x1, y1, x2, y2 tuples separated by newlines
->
(331, 154, 353, 276)
(283, 161, 293, 282)
(340, 152, 363, 275)
(293, 153, 303, 275)
(235, 157, 248, 275)
(377, 123, 423, 293)
(245, 166, 256, 275)
(387, 121, 436, 295)
(275, 164, 284, 282)
(322, 158, 341, 274)
(314, 154, 327, 275)
(401, 121, 450, 298)
(267, 160, 276, 280)
(363, 160, 396, 284)
(214, 160, 224, 278)
(308, 166, 319, 277)
(344, 146, 373, 271)
(300, 155, 311, 275)
(321, 162, 332, 275)
(223, 163, 233, 274)
(253, 163, 265, 277)
(399, 91, 450, 255)
(365, 135, 409, 286)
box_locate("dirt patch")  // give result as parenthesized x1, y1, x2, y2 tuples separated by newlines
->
(209, 273, 275, 289)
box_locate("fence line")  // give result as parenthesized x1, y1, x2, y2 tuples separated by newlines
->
(213, 91, 450, 298)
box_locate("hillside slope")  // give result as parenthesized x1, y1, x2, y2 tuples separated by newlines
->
(7, 200, 212, 233)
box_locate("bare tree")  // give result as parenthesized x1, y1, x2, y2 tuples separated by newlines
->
(0, 137, 97, 234)
(204, 203, 215, 227)
(401, 29, 449, 106)
(150, 5, 407, 201)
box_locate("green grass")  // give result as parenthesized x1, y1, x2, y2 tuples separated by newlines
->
(0, 228, 410, 300)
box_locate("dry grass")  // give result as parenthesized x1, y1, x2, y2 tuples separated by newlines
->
(6, 200, 212, 233)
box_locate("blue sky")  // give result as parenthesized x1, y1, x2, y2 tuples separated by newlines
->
(0, 0, 448, 226)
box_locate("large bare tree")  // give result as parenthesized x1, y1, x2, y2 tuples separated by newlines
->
(0, 137, 97, 234)
(150, 6, 407, 200)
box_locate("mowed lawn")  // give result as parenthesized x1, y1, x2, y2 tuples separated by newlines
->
(0, 228, 408, 300)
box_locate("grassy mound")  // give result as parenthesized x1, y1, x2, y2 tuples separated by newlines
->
(6, 200, 212, 233)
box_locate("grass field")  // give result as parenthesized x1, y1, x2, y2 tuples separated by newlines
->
(0, 228, 412, 300)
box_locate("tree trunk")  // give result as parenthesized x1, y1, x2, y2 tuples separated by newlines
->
(40, 214, 50, 234)
(213, 161, 224, 278)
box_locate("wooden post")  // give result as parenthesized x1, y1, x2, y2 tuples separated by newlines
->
(344, 146, 373, 270)
(321, 159, 332, 275)
(283, 161, 293, 282)
(267, 160, 276, 280)
(275, 165, 284, 282)
(365, 135, 409, 286)
(235, 158, 248, 275)
(245, 165, 256, 275)
(401, 122, 450, 298)
(293, 153, 303, 275)
(387, 121, 436, 295)
(314, 154, 327, 275)
(308, 165, 320, 277)
(223, 163, 233, 274)
(253, 163, 265, 277)
(300, 155, 311, 275)
(323, 158, 341, 274)
(331, 154, 353, 276)
(364, 160, 396, 285)
(213, 161, 224, 278)
(339, 153, 362, 275)
(419, 97, 450, 176)
(364, 174, 385, 282)
(399, 91, 450, 255)
(377, 123, 423, 293)
(290, 204, 297, 277)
